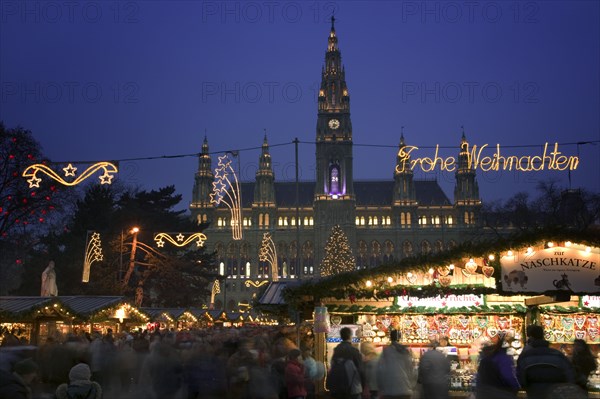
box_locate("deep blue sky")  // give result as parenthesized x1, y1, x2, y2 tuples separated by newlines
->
(2, 1, 599, 211)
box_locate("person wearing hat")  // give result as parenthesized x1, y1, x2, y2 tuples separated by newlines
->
(0, 358, 38, 399)
(54, 363, 102, 399)
(376, 329, 415, 399)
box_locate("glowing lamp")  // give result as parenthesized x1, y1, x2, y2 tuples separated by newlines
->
(526, 247, 533, 254)
(585, 247, 591, 253)
(366, 280, 372, 288)
(565, 241, 572, 247)
(507, 250, 513, 256)
(547, 242, 554, 248)
(387, 276, 393, 284)
(488, 254, 495, 261)
(114, 307, 127, 323)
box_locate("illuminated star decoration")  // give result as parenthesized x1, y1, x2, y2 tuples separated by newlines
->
(153, 232, 207, 248)
(244, 280, 269, 288)
(258, 232, 278, 281)
(210, 154, 243, 240)
(82, 232, 103, 282)
(23, 161, 118, 188)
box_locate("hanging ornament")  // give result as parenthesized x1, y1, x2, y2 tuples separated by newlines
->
(465, 258, 478, 274)
(482, 266, 495, 278)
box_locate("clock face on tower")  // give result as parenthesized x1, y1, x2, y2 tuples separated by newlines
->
(328, 119, 340, 129)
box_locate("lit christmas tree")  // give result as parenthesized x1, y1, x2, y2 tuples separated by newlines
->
(320, 225, 356, 277)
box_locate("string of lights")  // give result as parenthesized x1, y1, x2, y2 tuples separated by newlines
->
(45, 139, 599, 165)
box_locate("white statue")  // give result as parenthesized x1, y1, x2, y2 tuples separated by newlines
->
(41, 261, 58, 296)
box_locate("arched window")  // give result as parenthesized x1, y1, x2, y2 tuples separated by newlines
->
(383, 240, 394, 263)
(370, 241, 381, 267)
(357, 240, 368, 269)
(264, 213, 269, 227)
(421, 240, 431, 255)
(403, 240, 413, 257)
(259, 213, 264, 227)
(302, 241, 314, 276)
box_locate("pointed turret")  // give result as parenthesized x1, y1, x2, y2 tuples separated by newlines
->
(253, 131, 276, 229)
(190, 134, 215, 225)
(453, 129, 481, 226)
(394, 130, 416, 204)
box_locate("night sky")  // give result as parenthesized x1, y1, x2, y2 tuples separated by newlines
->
(2, 1, 599, 211)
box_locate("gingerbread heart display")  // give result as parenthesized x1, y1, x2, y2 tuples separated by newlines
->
(575, 330, 586, 340)
(406, 273, 417, 284)
(554, 330, 565, 342)
(439, 276, 452, 287)
(437, 266, 451, 276)
(461, 268, 472, 277)
(482, 266, 495, 278)
(574, 315, 586, 329)
(497, 317, 510, 330)
(587, 327, 598, 340)
(472, 328, 482, 339)
(542, 316, 554, 329)
(561, 317, 574, 330)
(487, 327, 498, 338)
(476, 316, 489, 328)
(465, 260, 478, 274)
(458, 315, 470, 328)
(588, 316, 598, 328)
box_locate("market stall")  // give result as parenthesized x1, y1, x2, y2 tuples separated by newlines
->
(288, 232, 600, 398)
(0, 296, 148, 344)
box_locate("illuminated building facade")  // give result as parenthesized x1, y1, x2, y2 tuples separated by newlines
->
(189, 18, 482, 311)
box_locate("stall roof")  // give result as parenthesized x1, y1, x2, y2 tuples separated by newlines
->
(0, 296, 134, 319)
(58, 296, 125, 317)
(0, 296, 55, 315)
(258, 281, 300, 305)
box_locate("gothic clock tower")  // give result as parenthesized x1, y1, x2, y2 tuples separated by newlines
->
(314, 17, 356, 273)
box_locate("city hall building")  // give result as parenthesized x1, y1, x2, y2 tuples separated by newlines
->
(189, 19, 482, 311)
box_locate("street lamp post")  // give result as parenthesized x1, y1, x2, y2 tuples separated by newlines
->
(121, 227, 139, 288)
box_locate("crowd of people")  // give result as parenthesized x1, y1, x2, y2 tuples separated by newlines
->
(326, 325, 597, 399)
(0, 323, 597, 399)
(0, 325, 324, 399)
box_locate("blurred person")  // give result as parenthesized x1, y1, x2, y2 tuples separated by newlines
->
(0, 358, 38, 399)
(139, 340, 184, 399)
(54, 362, 101, 399)
(327, 327, 364, 399)
(517, 325, 575, 399)
(418, 338, 451, 399)
(571, 338, 597, 391)
(360, 341, 380, 399)
(184, 342, 227, 399)
(376, 329, 414, 399)
(284, 349, 307, 399)
(475, 332, 520, 399)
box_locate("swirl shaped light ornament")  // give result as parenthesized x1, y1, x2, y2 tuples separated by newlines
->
(245, 280, 269, 288)
(23, 162, 118, 188)
(153, 232, 207, 248)
(209, 154, 243, 240)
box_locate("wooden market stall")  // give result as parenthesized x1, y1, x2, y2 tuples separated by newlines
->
(0, 296, 148, 344)
(285, 230, 600, 398)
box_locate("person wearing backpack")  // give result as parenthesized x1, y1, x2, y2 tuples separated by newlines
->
(516, 325, 576, 399)
(54, 363, 102, 399)
(326, 327, 364, 399)
(376, 329, 415, 399)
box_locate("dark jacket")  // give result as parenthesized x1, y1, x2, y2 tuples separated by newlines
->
(476, 347, 520, 399)
(516, 338, 575, 399)
(54, 381, 102, 399)
(0, 370, 31, 399)
(328, 341, 364, 394)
